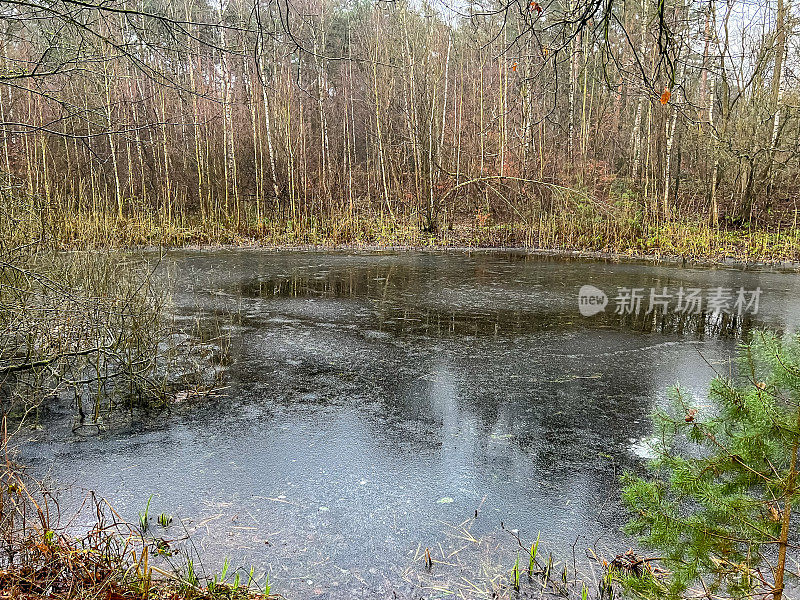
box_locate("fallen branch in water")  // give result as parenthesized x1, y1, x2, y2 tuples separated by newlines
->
(0, 346, 108, 376)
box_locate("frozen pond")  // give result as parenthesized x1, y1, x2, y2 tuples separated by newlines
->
(22, 250, 800, 598)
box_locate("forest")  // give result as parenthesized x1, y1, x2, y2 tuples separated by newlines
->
(1, 0, 797, 256)
(3, 2, 800, 599)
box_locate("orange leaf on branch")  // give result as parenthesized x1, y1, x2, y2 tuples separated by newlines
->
(659, 88, 671, 105)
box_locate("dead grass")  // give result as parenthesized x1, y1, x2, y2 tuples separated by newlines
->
(0, 420, 278, 600)
(37, 207, 800, 264)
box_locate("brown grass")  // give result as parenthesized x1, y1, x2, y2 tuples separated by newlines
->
(0, 420, 277, 600)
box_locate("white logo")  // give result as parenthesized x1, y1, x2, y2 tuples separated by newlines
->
(577, 285, 761, 317)
(578, 285, 608, 316)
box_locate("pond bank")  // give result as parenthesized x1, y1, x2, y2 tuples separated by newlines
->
(0, 455, 278, 600)
(42, 214, 800, 264)
(166, 244, 800, 271)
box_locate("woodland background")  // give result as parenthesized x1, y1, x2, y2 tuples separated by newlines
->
(0, 0, 798, 255)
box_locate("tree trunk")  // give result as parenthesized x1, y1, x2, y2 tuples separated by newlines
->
(773, 403, 799, 600)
